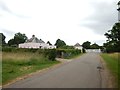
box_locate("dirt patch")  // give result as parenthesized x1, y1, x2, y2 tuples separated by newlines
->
(20, 66, 32, 71)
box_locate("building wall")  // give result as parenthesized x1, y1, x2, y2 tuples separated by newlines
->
(85, 49, 101, 53)
(74, 46, 83, 53)
(74, 46, 82, 50)
(19, 43, 56, 49)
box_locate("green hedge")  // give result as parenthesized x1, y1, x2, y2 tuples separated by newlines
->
(56, 49, 81, 58)
(2, 47, 81, 60)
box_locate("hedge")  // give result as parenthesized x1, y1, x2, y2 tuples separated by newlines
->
(2, 47, 81, 60)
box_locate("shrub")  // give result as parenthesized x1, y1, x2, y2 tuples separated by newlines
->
(82, 48, 86, 53)
(56, 49, 81, 58)
(43, 49, 56, 61)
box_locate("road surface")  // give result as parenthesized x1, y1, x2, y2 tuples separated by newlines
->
(5, 53, 107, 88)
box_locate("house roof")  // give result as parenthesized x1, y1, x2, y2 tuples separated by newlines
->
(74, 43, 81, 47)
(26, 35, 45, 43)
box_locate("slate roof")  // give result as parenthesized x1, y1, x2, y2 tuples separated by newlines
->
(74, 43, 81, 47)
(26, 35, 45, 43)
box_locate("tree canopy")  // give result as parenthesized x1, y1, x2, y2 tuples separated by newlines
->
(82, 41, 91, 49)
(104, 22, 120, 52)
(0, 33, 6, 46)
(8, 32, 27, 46)
(82, 41, 100, 49)
(90, 43, 100, 49)
(55, 39, 66, 48)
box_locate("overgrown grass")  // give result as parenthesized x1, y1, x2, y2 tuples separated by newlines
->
(101, 53, 119, 88)
(2, 52, 60, 85)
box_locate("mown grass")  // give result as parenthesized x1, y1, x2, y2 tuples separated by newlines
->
(101, 53, 119, 88)
(2, 52, 60, 85)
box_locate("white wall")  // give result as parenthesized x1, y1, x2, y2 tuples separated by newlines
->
(75, 47, 82, 50)
(19, 43, 56, 49)
(86, 49, 101, 53)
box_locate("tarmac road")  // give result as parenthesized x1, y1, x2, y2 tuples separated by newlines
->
(5, 53, 107, 88)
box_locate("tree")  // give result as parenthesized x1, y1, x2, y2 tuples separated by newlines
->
(8, 39, 15, 46)
(0, 33, 6, 46)
(90, 43, 100, 49)
(61, 45, 74, 49)
(55, 39, 66, 48)
(14, 32, 27, 45)
(104, 22, 120, 52)
(82, 41, 91, 49)
(47, 41, 52, 45)
(8, 32, 27, 46)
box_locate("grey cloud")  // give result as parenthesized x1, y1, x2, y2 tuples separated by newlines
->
(80, 0, 118, 35)
(0, 1, 12, 13)
(0, 28, 15, 36)
(0, 1, 30, 18)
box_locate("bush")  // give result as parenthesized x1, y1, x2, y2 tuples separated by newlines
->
(2, 47, 81, 60)
(42, 49, 56, 61)
(82, 48, 86, 53)
(56, 49, 81, 58)
(47, 49, 56, 61)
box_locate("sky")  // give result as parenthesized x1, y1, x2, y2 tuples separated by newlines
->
(0, 0, 118, 46)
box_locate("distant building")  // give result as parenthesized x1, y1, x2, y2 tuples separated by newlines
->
(74, 43, 83, 51)
(85, 49, 101, 53)
(19, 35, 56, 49)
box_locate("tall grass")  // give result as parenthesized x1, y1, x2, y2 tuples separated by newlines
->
(2, 52, 59, 85)
(101, 53, 119, 88)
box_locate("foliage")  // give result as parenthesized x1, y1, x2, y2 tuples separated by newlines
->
(59, 45, 74, 49)
(82, 41, 100, 49)
(8, 39, 15, 46)
(2, 47, 82, 60)
(8, 32, 27, 46)
(82, 48, 86, 53)
(2, 47, 57, 61)
(104, 22, 120, 52)
(0, 33, 6, 46)
(90, 43, 100, 49)
(82, 41, 91, 49)
(55, 39, 66, 48)
(43, 49, 56, 61)
(56, 49, 81, 59)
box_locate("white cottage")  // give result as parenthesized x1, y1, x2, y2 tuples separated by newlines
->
(74, 43, 83, 50)
(19, 35, 56, 49)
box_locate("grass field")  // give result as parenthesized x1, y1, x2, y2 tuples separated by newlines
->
(101, 53, 119, 88)
(2, 52, 60, 85)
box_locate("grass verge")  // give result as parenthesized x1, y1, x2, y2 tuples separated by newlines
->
(2, 52, 60, 85)
(101, 53, 119, 88)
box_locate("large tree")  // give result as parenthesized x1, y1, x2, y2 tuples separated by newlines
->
(82, 41, 91, 49)
(90, 43, 100, 49)
(55, 39, 66, 48)
(0, 33, 6, 46)
(104, 22, 120, 52)
(8, 32, 27, 46)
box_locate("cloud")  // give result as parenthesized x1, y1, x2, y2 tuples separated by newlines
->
(0, 0, 117, 45)
(0, 1, 30, 18)
(80, 0, 118, 35)
(0, 28, 15, 42)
